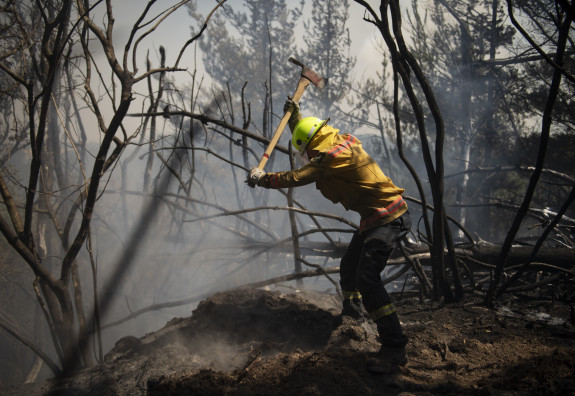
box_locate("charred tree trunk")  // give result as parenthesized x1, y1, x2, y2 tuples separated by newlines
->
(354, 0, 463, 301)
(486, 3, 572, 305)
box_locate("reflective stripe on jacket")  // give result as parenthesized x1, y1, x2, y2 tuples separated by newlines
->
(259, 126, 407, 231)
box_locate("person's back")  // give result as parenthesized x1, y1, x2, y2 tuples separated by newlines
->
(307, 127, 407, 230)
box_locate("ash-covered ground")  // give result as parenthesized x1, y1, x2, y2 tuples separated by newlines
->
(6, 287, 575, 395)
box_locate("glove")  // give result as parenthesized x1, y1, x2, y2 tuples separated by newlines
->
(283, 97, 299, 114)
(283, 96, 302, 132)
(247, 167, 265, 186)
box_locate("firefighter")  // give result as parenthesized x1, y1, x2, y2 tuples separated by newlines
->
(247, 99, 412, 372)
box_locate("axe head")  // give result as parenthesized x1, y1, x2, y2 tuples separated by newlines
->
(289, 57, 327, 91)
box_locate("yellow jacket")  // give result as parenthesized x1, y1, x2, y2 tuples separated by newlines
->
(258, 125, 408, 232)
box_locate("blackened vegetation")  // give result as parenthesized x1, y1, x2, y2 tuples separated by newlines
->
(6, 288, 575, 396)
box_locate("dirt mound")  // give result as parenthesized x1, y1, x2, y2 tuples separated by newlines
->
(6, 287, 575, 395)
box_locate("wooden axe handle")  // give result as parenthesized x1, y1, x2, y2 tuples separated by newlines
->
(256, 77, 311, 170)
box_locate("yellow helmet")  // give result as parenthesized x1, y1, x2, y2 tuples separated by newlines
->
(292, 117, 329, 154)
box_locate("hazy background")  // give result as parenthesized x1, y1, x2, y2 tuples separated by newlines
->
(1, 0, 573, 387)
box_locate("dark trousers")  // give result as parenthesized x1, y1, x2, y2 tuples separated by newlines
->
(340, 212, 411, 346)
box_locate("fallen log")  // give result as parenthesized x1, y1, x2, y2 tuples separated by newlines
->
(252, 241, 575, 271)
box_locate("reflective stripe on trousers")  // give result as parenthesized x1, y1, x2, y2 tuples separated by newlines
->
(369, 302, 397, 321)
(342, 290, 362, 300)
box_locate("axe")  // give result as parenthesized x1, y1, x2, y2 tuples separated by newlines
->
(248, 57, 327, 187)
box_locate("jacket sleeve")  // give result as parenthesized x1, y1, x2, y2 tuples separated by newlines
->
(258, 156, 328, 189)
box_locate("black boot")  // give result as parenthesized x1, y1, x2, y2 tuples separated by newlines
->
(367, 312, 408, 372)
(367, 345, 407, 373)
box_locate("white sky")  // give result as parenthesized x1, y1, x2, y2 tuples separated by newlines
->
(110, 0, 386, 86)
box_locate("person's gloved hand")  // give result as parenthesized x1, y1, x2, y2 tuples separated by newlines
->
(247, 167, 265, 186)
(284, 96, 302, 132)
(283, 97, 299, 114)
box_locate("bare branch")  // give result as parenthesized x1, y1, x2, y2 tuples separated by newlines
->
(128, 110, 291, 155)
(506, 0, 575, 84)
(0, 317, 62, 376)
(174, 0, 229, 68)
(183, 205, 359, 229)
